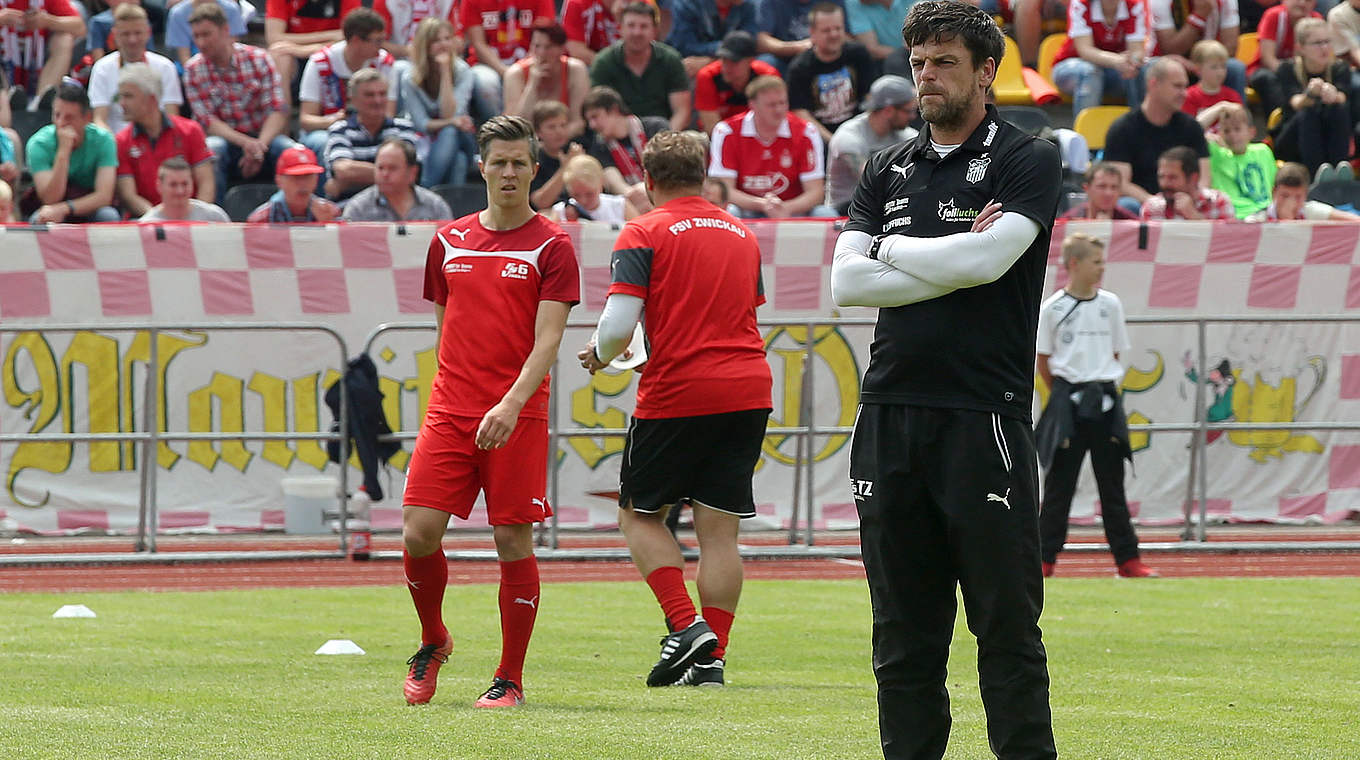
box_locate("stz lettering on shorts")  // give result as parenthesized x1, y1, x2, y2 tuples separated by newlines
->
(500, 262, 531, 279)
(667, 217, 748, 237)
(851, 478, 874, 500)
(883, 216, 912, 231)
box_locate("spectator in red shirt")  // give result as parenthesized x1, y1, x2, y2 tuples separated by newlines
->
(461, 0, 556, 120)
(504, 23, 591, 136)
(1140, 145, 1236, 218)
(1050, 0, 1148, 121)
(185, 2, 295, 199)
(265, 0, 361, 105)
(1182, 39, 1243, 114)
(0, 0, 85, 106)
(114, 62, 214, 216)
(708, 75, 834, 217)
(695, 30, 780, 132)
(1061, 161, 1141, 219)
(561, 0, 627, 63)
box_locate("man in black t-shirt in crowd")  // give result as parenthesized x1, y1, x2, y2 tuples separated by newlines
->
(786, 2, 876, 145)
(582, 85, 669, 213)
(1102, 57, 1210, 218)
(830, 2, 1061, 758)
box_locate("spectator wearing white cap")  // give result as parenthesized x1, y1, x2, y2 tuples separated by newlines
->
(826, 74, 917, 215)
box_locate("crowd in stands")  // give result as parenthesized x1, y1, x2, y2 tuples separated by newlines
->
(5, 0, 1360, 225)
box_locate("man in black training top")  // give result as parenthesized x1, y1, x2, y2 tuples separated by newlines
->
(829, 2, 1062, 759)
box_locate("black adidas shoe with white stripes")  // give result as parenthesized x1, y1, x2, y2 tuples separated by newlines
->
(674, 657, 724, 686)
(646, 618, 717, 687)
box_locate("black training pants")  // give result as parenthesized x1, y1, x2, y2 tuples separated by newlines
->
(849, 404, 1056, 760)
(1039, 419, 1141, 565)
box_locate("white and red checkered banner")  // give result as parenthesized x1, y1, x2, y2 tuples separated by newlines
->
(1, 219, 1357, 535)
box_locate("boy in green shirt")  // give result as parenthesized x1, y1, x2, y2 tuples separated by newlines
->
(1197, 102, 1276, 219)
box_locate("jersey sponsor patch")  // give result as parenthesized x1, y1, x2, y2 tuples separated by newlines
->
(937, 198, 980, 223)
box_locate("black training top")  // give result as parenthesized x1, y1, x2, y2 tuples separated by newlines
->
(843, 105, 1062, 422)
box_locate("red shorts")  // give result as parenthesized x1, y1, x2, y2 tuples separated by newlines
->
(403, 411, 552, 525)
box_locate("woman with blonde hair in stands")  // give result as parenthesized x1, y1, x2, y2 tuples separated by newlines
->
(1269, 17, 1358, 177)
(402, 17, 477, 187)
(549, 153, 638, 224)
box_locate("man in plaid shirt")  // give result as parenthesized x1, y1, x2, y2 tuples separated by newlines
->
(1140, 146, 1237, 220)
(184, 2, 296, 200)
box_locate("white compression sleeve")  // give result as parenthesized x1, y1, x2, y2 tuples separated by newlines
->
(877, 212, 1042, 289)
(831, 229, 959, 308)
(594, 293, 644, 362)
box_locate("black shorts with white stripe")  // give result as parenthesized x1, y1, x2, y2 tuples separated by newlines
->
(619, 409, 771, 518)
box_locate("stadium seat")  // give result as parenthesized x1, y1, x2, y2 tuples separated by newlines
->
(994, 36, 1034, 105)
(998, 105, 1052, 135)
(221, 183, 276, 222)
(1038, 33, 1066, 85)
(1072, 105, 1128, 151)
(10, 108, 49, 147)
(1236, 32, 1258, 66)
(1308, 180, 1360, 206)
(433, 183, 488, 218)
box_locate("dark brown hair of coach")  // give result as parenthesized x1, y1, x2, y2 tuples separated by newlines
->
(901, 0, 1005, 68)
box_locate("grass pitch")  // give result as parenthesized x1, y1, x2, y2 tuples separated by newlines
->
(1, 577, 1358, 759)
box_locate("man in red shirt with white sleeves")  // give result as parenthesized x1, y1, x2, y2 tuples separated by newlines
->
(579, 129, 773, 688)
(401, 114, 579, 709)
(708, 75, 836, 218)
(461, 0, 556, 119)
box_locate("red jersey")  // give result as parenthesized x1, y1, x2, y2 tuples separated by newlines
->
(116, 115, 214, 205)
(0, 0, 79, 89)
(560, 0, 618, 52)
(607, 196, 772, 419)
(459, 0, 555, 66)
(694, 58, 782, 120)
(266, 0, 361, 34)
(423, 213, 580, 420)
(1181, 82, 1242, 115)
(708, 111, 824, 203)
(1252, 5, 1323, 72)
(1054, 0, 1145, 63)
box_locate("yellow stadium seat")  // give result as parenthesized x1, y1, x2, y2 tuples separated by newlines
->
(1235, 32, 1258, 66)
(994, 36, 1034, 105)
(1073, 105, 1129, 150)
(1038, 33, 1066, 84)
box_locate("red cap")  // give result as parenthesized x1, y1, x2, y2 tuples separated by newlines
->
(276, 145, 324, 176)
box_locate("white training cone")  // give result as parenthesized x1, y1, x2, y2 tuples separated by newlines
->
(315, 639, 366, 655)
(52, 604, 97, 618)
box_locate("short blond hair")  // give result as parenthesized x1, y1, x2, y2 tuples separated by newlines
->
(563, 154, 604, 188)
(1061, 232, 1104, 268)
(1295, 17, 1328, 44)
(113, 3, 149, 23)
(1190, 39, 1229, 65)
(745, 75, 786, 101)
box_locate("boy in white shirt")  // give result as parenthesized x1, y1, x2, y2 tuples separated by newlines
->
(1035, 233, 1157, 579)
(549, 154, 637, 224)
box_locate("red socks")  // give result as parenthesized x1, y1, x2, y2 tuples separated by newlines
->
(703, 606, 734, 660)
(404, 548, 449, 646)
(646, 566, 698, 632)
(495, 555, 540, 686)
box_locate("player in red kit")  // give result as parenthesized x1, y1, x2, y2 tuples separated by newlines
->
(401, 114, 579, 708)
(580, 130, 772, 688)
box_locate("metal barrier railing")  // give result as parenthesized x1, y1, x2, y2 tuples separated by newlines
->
(3, 313, 1354, 557)
(367, 314, 1360, 549)
(0, 323, 352, 554)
